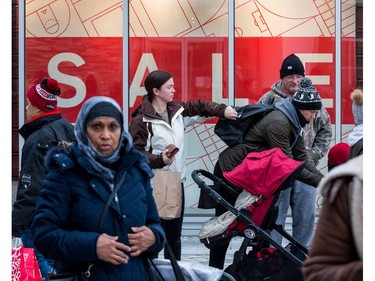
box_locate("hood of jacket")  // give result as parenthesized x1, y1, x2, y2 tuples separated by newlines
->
(271, 81, 289, 98)
(275, 98, 302, 146)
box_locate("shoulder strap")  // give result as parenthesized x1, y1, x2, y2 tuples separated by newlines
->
(50, 172, 125, 278)
(97, 171, 127, 231)
(165, 242, 186, 281)
(147, 242, 186, 281)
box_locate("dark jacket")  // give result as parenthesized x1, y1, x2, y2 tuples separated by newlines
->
(258, 81, 332, 165)
(12, 113, 75, 236)
(218, 99, 323, 187)
(31, 143, 166, 281)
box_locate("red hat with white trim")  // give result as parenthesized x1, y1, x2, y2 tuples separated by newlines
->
(27, 78, 61, 112)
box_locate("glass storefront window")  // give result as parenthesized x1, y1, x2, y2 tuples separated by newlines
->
(21, 0, 362, 212)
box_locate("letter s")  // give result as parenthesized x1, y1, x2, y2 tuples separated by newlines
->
(48, 52, 86, 108)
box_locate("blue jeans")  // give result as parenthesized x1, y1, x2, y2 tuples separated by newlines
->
(21, 228, 55, 279)
(271, 180, 316, 247)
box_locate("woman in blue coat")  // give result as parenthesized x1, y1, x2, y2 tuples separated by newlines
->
(31, 96, 166, 281)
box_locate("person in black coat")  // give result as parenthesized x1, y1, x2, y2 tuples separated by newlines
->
(12, 77, 75, 278)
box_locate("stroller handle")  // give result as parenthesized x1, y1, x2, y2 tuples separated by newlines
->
(191, 169, 222, 187)
(191, 169, 241, 217)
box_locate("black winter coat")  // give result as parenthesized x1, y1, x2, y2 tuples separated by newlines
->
(12, 113, 75, 236)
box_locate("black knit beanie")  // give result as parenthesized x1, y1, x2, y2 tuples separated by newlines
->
(280, 54, 305, 79)
(85, 101, 123, 127)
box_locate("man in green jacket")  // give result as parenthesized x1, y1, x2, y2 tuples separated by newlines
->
(209, 76, 326, 269)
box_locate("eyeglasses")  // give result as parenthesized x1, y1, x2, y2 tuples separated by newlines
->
(284, 75, 303, 81)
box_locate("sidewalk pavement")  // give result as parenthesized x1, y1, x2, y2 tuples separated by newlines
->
(180, 235, 244, 268)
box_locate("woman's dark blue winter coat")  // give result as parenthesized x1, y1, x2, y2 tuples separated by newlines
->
(31, 142, 166, 281)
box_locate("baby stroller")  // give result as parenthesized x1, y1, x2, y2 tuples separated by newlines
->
(191, 148, 309, 281)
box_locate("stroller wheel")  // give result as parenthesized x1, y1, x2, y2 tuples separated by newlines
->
(243, 225, 257, 239)
(220, 272, 236, 281)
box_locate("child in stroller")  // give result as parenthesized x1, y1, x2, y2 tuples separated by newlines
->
(192, 148, 309, 281)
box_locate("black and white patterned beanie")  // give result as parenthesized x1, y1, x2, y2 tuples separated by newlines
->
(292, 77, 322, 110)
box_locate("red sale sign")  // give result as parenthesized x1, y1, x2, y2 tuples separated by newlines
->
(25, 37, 356, 124)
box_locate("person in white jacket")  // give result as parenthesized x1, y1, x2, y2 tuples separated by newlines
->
(129, 69, 237, 260)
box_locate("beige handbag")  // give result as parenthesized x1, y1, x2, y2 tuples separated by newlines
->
(151, 169, 182, 220)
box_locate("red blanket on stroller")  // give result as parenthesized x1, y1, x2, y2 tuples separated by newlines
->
(223, 147, 304, 232)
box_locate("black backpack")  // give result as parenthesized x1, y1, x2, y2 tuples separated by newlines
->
(214, 103, 275, 147)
